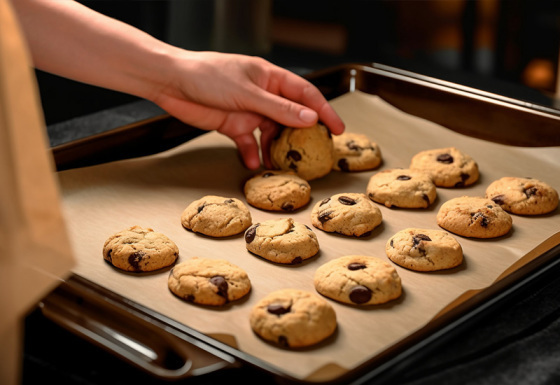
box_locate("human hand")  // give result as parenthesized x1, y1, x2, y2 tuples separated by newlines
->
(151, 51, 345, 169)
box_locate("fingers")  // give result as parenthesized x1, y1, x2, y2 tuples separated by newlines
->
(258, 119, 279, 169)
(244, 66, 345, 135)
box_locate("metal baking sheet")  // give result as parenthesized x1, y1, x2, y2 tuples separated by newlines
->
(50, 64, 560, 384)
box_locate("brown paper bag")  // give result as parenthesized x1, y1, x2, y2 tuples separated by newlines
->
(0, 0, 75, 383)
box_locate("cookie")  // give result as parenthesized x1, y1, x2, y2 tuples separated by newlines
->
(436, 196, 513, 238)
(313, 255, 402, 305)
(181, 195, 252, 237)
(386, 228, 463, 271)
(311, 193, 382, 237)
(332, 132, 382, 172)
(366, 168, 437, 208)
(485, 176, 559, 215)
(270, 122, 334, 181)
(244, 218, 319, 264)
(243, 170, 311, 212)
(168, 257, 251, 306)
(249, 288, 337, 348)
(409, 147, 479, 187)
(103, 225, 178, 272)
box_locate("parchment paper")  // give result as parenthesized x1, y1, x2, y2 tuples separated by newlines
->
(57, 91, 560, 382)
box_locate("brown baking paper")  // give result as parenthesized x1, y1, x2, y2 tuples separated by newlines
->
(57, 90, 560, 382)
(0, 0, 75, 384)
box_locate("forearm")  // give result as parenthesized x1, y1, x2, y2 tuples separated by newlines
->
(12, 0, 178, 101)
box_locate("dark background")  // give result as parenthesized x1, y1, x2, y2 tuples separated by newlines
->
(36, 0, 560, 126)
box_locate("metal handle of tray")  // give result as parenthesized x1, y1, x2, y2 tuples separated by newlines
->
(39, 276, 239, 380)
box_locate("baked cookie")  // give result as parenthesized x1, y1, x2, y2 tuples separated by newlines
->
(386, 228, 463, 271)
(243, 170, 311, 212)
(249, 288, 337, 348)
(103, 225, 178, 272)
(181, 195, 252, 237)
(244, 218, 319, 264)
(485, 176, 559, 215)
(168, 257, 251, 306)
(313, 255, 402, 306)
(366, 168, 437, 208)
(311, 193, 382, 237)
(409, 147, 479, 187)
(332, 132, 382, 172)
(436, 196, 513, 238)
(270, 123, 334, 181)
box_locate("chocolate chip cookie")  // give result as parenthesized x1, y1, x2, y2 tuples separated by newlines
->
(485, 176, 559, 215)
(243, 170, 311, 212)
(311, 193, 383, 237)
(270, 123, 334, 181)
(313, 255, 402, 305)
(436, 196, 513, 238)
(332, 132, 382, 172)
(168, 257, 251, 306)
(103, 225, 179, 272)
(181, 195, 252, 237)
(410, 147, 479, 187)
(249, 288, 337, 348)
(366, 168, 437, 208)
(244, 218, 319, 264)
(386, 228, 463, 271)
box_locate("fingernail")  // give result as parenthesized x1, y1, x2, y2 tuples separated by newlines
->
(299, 109, 317, 124)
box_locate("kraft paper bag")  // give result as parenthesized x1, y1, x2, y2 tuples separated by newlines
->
(0, 0, 75, 383)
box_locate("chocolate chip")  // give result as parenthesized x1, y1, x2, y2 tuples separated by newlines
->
(245, 224, 259, 243)
(422, 194, 431, 207)
(397, 175, 411, 180)
(128, 251, 145, 271)
(347, 140, 362, 151)
(390, 239, 394, 248)
(197, 205, 205, 213)
(437, 153, 454, 164)
(491, 195, 505, 205)
(461, 173, 469, 181)
(348, 263, 366, 270)
(472, 212, 489, 227)
(224, 199, 234, 204)
(349, 286, 372, 304)
(281, 202, 294, 211)
(106, 249, 113, 263)
(524, 187, 538, 198)
(338, 158, 350, 172)
(186, 294, 195, 302)
(267, 303, 291, 315)
(320, 198, 331, 206)
(318, 211, 333, 223)
(291, 257, 303, 265)
(413, 234, 431, 247)
(287, 150, 302, 161)
(262, 172, 274, 178)
(338, 196, 356, 205)
(210, 276, 229, 300)
(278, 335, 289, 347)
(289, 162, 298, 171)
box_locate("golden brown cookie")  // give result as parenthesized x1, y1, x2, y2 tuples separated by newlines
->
(366, 168, 437, 208)
(386, 228, 463, 271)
(332, 132, 382, 172)
(485, 176, 559, 215)
(314, 255, 402, 305)
(181, 195, 252, 237)
(436, 196, 513, 238)
(103, 225, 178, 272)
(270, 123, 334, 181)
(168, 257, 251, 306)
(249, 288, 337, 348)
(243, 170, 311, 212)
(410, 147, 479, 187)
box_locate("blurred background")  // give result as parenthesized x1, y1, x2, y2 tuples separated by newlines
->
(36, 0, 560, 126)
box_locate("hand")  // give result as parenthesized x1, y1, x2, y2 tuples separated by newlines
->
(152, 51, 345, 169)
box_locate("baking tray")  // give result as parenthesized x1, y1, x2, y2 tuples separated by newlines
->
(43, 63, 560, 384)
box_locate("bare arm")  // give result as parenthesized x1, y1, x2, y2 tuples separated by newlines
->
(13, 0, 344, 169)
